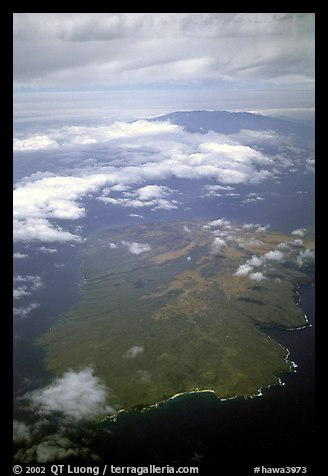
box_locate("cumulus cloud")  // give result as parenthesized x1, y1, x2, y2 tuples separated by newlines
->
(133, 184, 170, 201)
(121, 241, 151, 255)
(100, 184, 178, 211)
(129, 213, 144, 218)
(13, 420, 32, 444)
(13, 135, 58, 152)
(202, 184, 233, 198)
(13, 252, 28, 259)
(13, 287, 31, 299)
(211, 237, 227, 254)
(233, 129, 280, 145)
(13, 170, 112, 242)
(234, 246, 286, 279)
(242, 223, 269, 232)
(13, 114, 306, 243)
(13, 217, 82, 243)
(38, 246, 58, 253)
(183, 225, 192, 233)
(291, 228, 306, 236)
(263, 250, 285, 262)
(242, 195, 264, 204)
(13, 303, 39, 318)
(234, 264, 253, 277)
(247, 255, 263, 267)
(14, 275, 43, 301)
(289, 239, 304, 248)
(14, 274, 43, 289)
(277, 242, 290, 250)
(256, 225, 270, 232)
(206, 218, 231, 228)
(28, 367, 113, 421)
(28, 435, 80, 463)
(249, 272, 266, 281)
(123, 346, 144, 359)
(296, 248, 315, 267)
(14, 120, 180, 152)
(243, 239, 263, 247)
(14, 424, 93, 463)
(14, 368, 114, 463)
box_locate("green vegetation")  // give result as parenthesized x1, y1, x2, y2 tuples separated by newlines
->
(39, 221, 314, 411)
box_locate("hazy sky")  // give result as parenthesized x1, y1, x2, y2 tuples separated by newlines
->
(13, 13, 315, 120)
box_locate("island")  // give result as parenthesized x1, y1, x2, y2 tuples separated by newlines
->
(39, 219, 315, 412)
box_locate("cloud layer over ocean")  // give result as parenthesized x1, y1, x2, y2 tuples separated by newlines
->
(14, 117, 313, 243)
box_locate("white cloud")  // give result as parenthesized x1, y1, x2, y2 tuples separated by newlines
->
(14, 423, 89, 464)
(202, 184, 233, 198)
(134, 184, 169, 200)
(13, 217, 82, 243)
(14, 425, 93, 463)
(183, 225, 192, 233)
(14, 274, 43, 289)
(289, 239, 304, 247)
(263, 250, 285, 262)
(247, 255, 263, 267)
(32, 435, 80, 463)
(204, 184, 233, 191)
(256, 225, 269, 232)
(249, 272, 266, 281)
(233, 129, 279, 144)
(101, 184, 179, 211)
(291, 228, 306, 236)
(14, 120, 180, 152)
(38, 246, 58, 253)
(13, 303, 39, 318)
(242, 195, 264, 204)
(29, 367, 113, 421)
(242, 223, 268, 231)
(244, 239, 263, 247)
(14, 275, 43, 301)
(296, 248, 315, 267)
(129, 213, 144, 218)
(234, 264, 253, 277)
(13, 287, 31, 299)
(200, 142, 269, 166)
(123, 346, 144, 359)
(206, 218, 231, 228)
(277, 242, 290, 250)
(121, 241, 151, 255)
(13, 252, 28, 259)
(211, 237, 227, 254)
(13, 420, 32, 444)
(13, 170, 114, 242)
(13, 135, 58, 152)
(12, 116, 305, 243)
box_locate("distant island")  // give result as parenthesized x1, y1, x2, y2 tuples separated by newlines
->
(40, 219, 314, 412)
